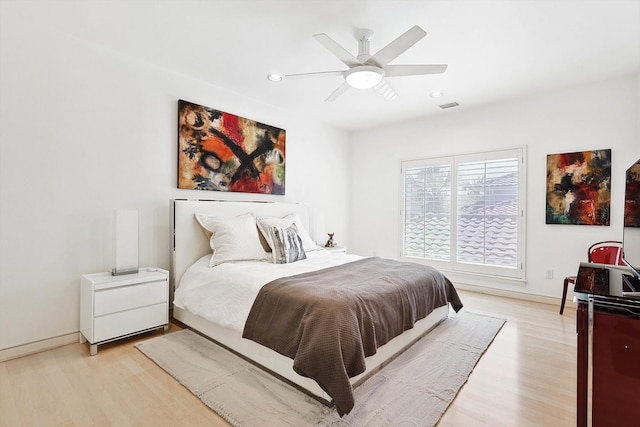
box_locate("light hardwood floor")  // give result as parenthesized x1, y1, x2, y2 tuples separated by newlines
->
(0, 290, 577, 426)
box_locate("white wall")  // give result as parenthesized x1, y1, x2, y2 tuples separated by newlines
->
(349, 75, 640, 299)
(0, 5, 350, 351)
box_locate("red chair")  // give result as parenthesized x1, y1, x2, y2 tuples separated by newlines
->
(560, 241, 624, 314)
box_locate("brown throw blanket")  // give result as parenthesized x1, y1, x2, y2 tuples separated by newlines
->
(242, 257, 463, 416)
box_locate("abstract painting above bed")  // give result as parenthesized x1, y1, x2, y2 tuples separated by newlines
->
(177, 100, 286, 194)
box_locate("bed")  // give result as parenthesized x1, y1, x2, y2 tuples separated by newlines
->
(170, 199, 462, 416)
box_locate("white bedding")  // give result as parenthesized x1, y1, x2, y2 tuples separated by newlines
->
(174, 249, 363, 332)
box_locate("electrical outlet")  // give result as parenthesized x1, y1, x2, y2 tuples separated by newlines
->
(545, 269, 554, 279)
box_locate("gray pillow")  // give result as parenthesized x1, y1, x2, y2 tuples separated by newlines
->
(265, 224, 307, 264)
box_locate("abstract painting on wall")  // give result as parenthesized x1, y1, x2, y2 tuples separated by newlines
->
(625, 158, 640, 227)
(546, 149, 611, 225)
(178, 100, 285, 194)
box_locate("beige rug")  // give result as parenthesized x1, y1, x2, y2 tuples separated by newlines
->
(136, 311, 505, 427)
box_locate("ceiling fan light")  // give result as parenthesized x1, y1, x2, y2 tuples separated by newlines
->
(345, 66, 384, 89)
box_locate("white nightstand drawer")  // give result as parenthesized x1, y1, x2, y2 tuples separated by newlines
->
(93, 302, 167, 343)
(94, 280, 167, 316)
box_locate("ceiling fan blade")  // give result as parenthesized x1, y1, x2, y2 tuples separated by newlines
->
(373, 80, 398, 100)
(285, 70, 345, 79)
(369, 25, 427, 67)
(325, 82, 351, 102)
(384, 64, 448, 77)
(313, 33, 362, 68)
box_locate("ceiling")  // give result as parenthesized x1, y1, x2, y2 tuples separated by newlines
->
(40, 0, 640, 132)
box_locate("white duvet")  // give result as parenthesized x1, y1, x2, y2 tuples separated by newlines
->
(173, 250, 363, 333)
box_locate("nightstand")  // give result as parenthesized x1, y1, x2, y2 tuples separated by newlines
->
(324, 246, 346, 254)
(80, 267, 169, 355)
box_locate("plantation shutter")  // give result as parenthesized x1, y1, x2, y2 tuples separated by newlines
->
(403, 162, 451, 260)
(402, 148, 524, 279)
(456, 157, 520, 268)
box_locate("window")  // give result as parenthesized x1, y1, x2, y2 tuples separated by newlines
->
(401, 147, 525, 279)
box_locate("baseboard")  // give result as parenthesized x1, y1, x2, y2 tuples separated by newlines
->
(0, 332, 80, 363)
(455, 283, 562, 306)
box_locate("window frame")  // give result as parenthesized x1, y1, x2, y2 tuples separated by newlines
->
(400, 147, 527, 281)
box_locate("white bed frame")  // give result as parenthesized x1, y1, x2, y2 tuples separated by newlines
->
(170, 199, 448, 405)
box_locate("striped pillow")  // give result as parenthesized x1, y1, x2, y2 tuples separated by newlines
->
(265, 224, 307, 264)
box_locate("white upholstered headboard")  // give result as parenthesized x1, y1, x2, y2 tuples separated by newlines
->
(170, 199, 313, 293)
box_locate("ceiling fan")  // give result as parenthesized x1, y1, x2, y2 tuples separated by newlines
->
(284, 25, 447, 102)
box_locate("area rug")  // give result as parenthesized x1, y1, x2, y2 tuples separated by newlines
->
(136, 311, 505, 427)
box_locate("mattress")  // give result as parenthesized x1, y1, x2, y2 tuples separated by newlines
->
(174, 249, 364, 332)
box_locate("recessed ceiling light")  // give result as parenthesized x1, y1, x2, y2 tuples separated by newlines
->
(267, 73, 282, 82)
(430, 91, 444, 98)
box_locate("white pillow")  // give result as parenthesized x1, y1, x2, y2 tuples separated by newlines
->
(195, 212, 268, 267)
(257, 213, 320, 253)
(262, 224, 307, 264)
